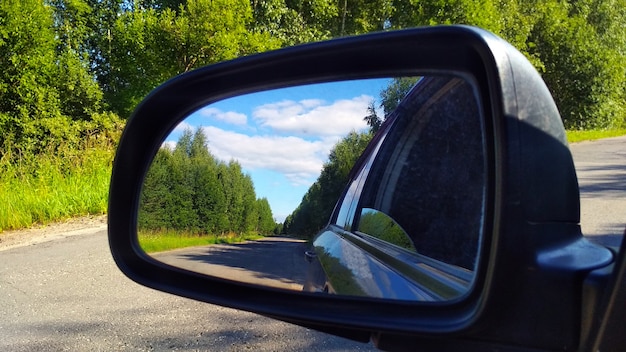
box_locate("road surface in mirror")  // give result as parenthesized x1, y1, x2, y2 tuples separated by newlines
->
(137, 76, 486, 302)
(153, 236, 308, 290)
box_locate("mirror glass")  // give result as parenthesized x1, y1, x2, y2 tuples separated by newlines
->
(138, 75, 487, 302)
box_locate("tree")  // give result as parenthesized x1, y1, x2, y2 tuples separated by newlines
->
(0, 0, 60, 153)
(363, 100, 382, 133)
(389, 0, 503, 32)
(100, 0, 281, 118)
(364, 76, 421, 134)
(386, 0, 625, 129)
(256, 198, 276, 234)
(333, 0, 394, 36)
(138, 148, 174, 228)
(285, 131, 372, 237)
(0, 0, 110, 160)
(139, 128, 277, 235)
(192, 158, 224, 234)
(240, 173, 259, 233)
(169, 130, 198, 228)
(379, 77, 420, 117)
(223, 161, 247, 233)
(250, 0, 331, 45)
(524, 0, 625, 128)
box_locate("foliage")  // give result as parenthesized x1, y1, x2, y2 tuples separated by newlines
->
(138, 129, 277, 236)
(250, 0, 332, 45)
(379, 77, 421, 116)
(99, 0, 281, 118)
(138, 228, 264, 253)
(358, 210, 414, 251)
(386, 0, 625, 129)
(1, 0, 624, 232)
(0, 0, 108, 155)
(523, 0, 625, 129)
(566, 129, 626, 143)
(0, 112, 123, 231)
(364, 77, 421, 132)
(363, 100, 382, 133)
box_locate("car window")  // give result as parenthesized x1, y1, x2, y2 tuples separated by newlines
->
(332, 134, 387, 230)
(356, 208, 416, 252)
(356, 76, 486, 270)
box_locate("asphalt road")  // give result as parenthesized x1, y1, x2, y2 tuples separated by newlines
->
(571, 135, 626, 247)
(153, 237, 308, 291)
(0, 230, 376, 351)
(0, 136, 623, 351)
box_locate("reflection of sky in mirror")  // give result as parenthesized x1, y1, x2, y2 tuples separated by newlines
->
(165, 79, 391, 223)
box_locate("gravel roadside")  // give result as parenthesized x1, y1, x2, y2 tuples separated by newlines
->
(0, 215, 107, 252)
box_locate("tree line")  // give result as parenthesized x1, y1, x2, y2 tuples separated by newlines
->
(283, 131, 373, 237)
(95, 0, 626, 129)
(1, 0, 624, 229)
(139, 129, 277, 235)
(2, 1, 624, 156)
(283, 77, 416, 237)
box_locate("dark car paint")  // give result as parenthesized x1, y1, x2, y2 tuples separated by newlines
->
(311, 228, 472, 300)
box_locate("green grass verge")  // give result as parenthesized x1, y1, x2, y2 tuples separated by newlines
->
(0, 147, 113, 232)
(138, 229, 266, 253)
(566, 129, 626, 143)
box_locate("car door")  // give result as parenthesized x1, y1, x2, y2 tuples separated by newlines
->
(310, 75, 486, 300)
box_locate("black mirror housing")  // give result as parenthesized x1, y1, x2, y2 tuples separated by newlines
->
(108, 26, 613, 351)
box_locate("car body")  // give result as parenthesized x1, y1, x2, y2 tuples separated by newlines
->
(304, 75, 481, 301)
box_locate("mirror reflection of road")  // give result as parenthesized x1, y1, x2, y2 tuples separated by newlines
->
(153, 236, 308, 290)
(571, 135, 626, 247)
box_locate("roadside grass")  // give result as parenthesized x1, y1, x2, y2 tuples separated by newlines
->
(0, 147, 113, 232)
(566, 129, 626, 143)
(138, 229, 266, 253)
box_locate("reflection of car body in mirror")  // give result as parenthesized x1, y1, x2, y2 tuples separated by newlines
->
(304, 76, 484, 301)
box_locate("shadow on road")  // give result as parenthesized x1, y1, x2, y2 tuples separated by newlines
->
(576, 162, 626, 199)
(587, 234, 623, 248)
(171, 237, 309, 288)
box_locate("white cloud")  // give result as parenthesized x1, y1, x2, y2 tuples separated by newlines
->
(200, 126, 331, 185)
(252, 95, 371, 137)
(199, 107, 247, 125)
(172, 121, 193, 132)
(161, 141, 176, 150)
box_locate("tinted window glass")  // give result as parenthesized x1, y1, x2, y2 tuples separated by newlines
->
(357, 76, 485, 270)
(333, 134, 386, 230)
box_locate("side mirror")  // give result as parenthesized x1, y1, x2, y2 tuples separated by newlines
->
(109, 26, 614, 351)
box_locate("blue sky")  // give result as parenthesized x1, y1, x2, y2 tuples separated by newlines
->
(164, 78, 393, 223)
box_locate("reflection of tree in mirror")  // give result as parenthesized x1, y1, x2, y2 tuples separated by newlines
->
(315, 248, 366, 297)
(380, 77, 421, 117)
(358, 209, 415, 252)
(363, 77, 421, 133)
(282, 131, 373, 238)
(138, 128, 278, 246)
(284, 77, 420, 239)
